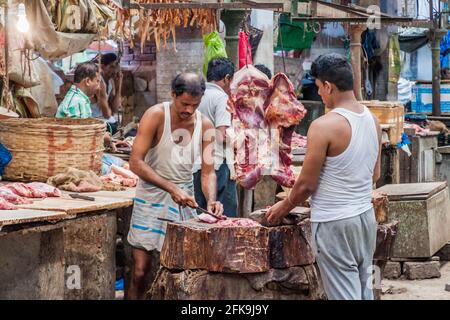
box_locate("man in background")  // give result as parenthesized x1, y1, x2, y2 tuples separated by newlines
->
(193, 57, 238, 217)
(91, 53, 122, 134)
(56, 62, 100, 119)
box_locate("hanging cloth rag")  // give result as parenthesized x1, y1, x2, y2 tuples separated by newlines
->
(388, 34, 401, 83)
(274, 13, 315, 51)
(238, 31, 253, 69)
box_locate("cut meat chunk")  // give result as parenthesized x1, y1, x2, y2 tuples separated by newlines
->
(230, 65, 271, 129)
(265, 73, 306, 128)
(5, 183, 35, 198)
(27, 183, 62, 197)
(217, 218, 261, 228)
(0, 198, 17, 210)
(0, 187, 32, 204)
(197, 213, 218, 224)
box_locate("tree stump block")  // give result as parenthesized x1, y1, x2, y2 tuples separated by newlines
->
(160, 217, 315, 273)
(149, 265, 326, 300)
(160, 220, 270, 273)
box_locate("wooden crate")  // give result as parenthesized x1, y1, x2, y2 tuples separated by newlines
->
(325, 101, 405, 145)
(362, 100, 405, 145)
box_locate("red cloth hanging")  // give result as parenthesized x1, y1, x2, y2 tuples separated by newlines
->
(238, 31, 253, 69)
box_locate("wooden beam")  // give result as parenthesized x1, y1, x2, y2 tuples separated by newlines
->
(126, 1, 283, 10)
(291, 16, 414, 24)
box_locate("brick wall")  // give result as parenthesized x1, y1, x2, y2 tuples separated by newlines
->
(121, 42, 157, 121)
(156, 27, 205, 103)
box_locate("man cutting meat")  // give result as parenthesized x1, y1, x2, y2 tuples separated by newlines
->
(127, 73, 224, 300)
(193, 58, 237, 217)
(266, 53, 382, 300)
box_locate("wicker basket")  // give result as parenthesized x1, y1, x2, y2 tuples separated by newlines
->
(0, 118, 106, 182)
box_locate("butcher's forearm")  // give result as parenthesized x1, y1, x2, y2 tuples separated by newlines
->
(201, 171, 217, 203)
(130, 160, 177, 194)
(288, 181, 314, 207)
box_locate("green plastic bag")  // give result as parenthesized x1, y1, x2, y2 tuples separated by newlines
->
(203, 32, 228, 76)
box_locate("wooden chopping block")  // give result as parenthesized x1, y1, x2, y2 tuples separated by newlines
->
(160, 220, 270, 273)
(374, 222, 398, 260)
(269, 219, 315, 268)
(249, 208, 315, 268)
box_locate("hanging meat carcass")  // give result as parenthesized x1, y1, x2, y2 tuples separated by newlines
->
(229, 68, 306, 189)
(265, 73, 306, 187)
(229, 65, 271, 189)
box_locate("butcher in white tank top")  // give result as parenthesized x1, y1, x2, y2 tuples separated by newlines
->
(310, 106, 379, 222)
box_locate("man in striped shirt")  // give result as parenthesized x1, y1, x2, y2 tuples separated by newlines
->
(56, 62, 101, 119)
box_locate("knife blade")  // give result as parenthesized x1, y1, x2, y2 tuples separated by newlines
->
(69, 194, 95, 201)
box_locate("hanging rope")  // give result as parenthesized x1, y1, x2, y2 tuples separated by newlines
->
(278, 18, 287, 75)
(2, 4, 13, 112)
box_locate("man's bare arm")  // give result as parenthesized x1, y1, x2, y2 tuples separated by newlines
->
(129, 107, 197, 208)
(96, 82, 112, 118)
(266, 119, 329, 223)
(200, 117, 224, 215)
(109, 72, 123, 114)
(372, 115, 382, 184)
(288, 120, 328, 205)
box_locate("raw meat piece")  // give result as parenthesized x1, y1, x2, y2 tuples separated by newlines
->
(291, 132, 307, 149)
(232, 122, 265, 189)
(111, 164, 138, 180)
(0, 198, 17, 210)
(27, 182, 62, 197)
(197, 213, 218, 224)
(0, 187, 32, 204)
(230, 69, 306, 189)
(270, 126, 296, 188)
(216, 218, 261, 228)
(5, 183, 34, 198)
(265, 73, 306, 128)
(230, 65, 271, 128)
(265, 75, 306, 188)
(404, 123, 430, 136)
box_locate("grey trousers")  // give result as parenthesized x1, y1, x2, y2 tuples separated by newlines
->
(312, 208, 377, 300)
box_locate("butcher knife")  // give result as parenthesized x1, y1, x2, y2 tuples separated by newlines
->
(196, 206, 226, 220)
(69, 194, 95, 201)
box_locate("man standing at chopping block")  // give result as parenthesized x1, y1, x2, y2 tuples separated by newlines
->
(127, 73, 224, 300)
(266, 53, 382, 300)
(193, 57, 238, 217)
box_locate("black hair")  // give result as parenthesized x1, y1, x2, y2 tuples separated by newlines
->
(171, 73, 206, 97)
(254, 64, 272, 79)
(74, 62, 99, 84)
(101, 53, 118, 66)
(206, 57, 235, 82)
(311, 53, 354, 91)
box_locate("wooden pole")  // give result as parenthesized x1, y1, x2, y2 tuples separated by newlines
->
(349, 24, 366, 101)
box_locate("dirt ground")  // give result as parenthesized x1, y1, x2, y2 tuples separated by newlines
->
(381, 262, 450, 300)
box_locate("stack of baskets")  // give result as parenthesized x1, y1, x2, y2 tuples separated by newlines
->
(0, 118, 106, 182)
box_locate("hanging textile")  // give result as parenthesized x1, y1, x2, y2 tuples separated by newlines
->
(25, 0, 96, 60)
(440, 30, 450, 69)
(274, 13, 315, 51)
(388, 34, 401, 83)
(362, 30, 380, 62)
(238, 31, 252, 69)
